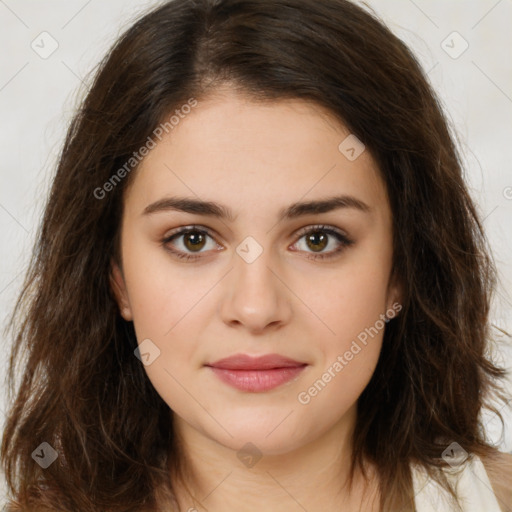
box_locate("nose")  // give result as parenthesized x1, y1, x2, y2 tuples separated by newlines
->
(218, 245, 292, 334)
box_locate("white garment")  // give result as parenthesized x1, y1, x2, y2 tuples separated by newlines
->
(412, 454, 503, 511)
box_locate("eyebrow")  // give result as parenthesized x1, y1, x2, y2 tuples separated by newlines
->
(142, 194, 371, 221)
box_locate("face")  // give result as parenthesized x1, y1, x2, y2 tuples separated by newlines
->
(111, 88, 401, 457)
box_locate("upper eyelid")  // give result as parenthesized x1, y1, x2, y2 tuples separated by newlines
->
(164, 225, 218, 243)
(164, 224, 351, 247)
(294, 224, 347, 237)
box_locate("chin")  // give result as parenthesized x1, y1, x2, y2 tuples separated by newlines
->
(203, 412, 315, 457)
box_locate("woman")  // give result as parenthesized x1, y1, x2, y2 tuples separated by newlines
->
(2, 0, 511, 510)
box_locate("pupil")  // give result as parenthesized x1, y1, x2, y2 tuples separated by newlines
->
(185, 232, 205, 251)
(307, 231, 327, 252)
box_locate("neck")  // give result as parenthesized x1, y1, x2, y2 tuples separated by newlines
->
(168, 406, 380, 512)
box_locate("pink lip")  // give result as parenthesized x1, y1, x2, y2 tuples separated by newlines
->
(206, 354, 307, 392)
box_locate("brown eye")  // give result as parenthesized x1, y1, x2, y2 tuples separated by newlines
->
(162, 226, 219, 261)
(182, 231, 207, 252)
(162, 224, 353, 263)
(305, 231, 329, 252)
(292, 225, 354, 261)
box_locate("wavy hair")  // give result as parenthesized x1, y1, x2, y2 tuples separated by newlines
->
(1, 0, 508, 510)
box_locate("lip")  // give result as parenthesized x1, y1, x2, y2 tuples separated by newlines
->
(207, 353, 305, 370)
(205, 353, 307, 392)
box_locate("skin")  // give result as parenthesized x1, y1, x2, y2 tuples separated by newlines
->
(111, 86, 402, 511)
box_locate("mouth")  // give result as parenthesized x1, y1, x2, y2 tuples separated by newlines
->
(205, 353, 308, 392)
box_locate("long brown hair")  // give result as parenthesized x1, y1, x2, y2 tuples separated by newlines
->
(1, 0, 508, 510)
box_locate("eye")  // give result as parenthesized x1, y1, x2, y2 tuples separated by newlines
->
(161, 224, 354, 262)
(291, 224, 354, 260)
(162, 226, 220, 261)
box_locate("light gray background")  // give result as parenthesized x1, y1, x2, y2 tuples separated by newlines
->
(1, 0, 511, 502)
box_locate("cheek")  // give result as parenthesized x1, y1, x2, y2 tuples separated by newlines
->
(295, 268, 388, 416)
(295, 342, 381, 442)
(122, 236, 214, 339)
(306, 253, 392, 349)
(120, 236, 219, 404)
(295, 250, 391, 400)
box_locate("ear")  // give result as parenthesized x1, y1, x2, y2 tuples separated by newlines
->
(385, 271, 403, 319)
(109, 259, 133, 321)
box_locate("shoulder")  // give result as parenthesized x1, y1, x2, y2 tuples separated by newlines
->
(481, 450, 512, 511)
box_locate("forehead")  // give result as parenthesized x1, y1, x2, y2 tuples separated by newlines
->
(125, 90, 389, 220)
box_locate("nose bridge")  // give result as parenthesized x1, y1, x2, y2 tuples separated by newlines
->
(219, 236, 291, 331)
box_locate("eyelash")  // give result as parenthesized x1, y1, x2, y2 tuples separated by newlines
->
(161, 224, 354, 262)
